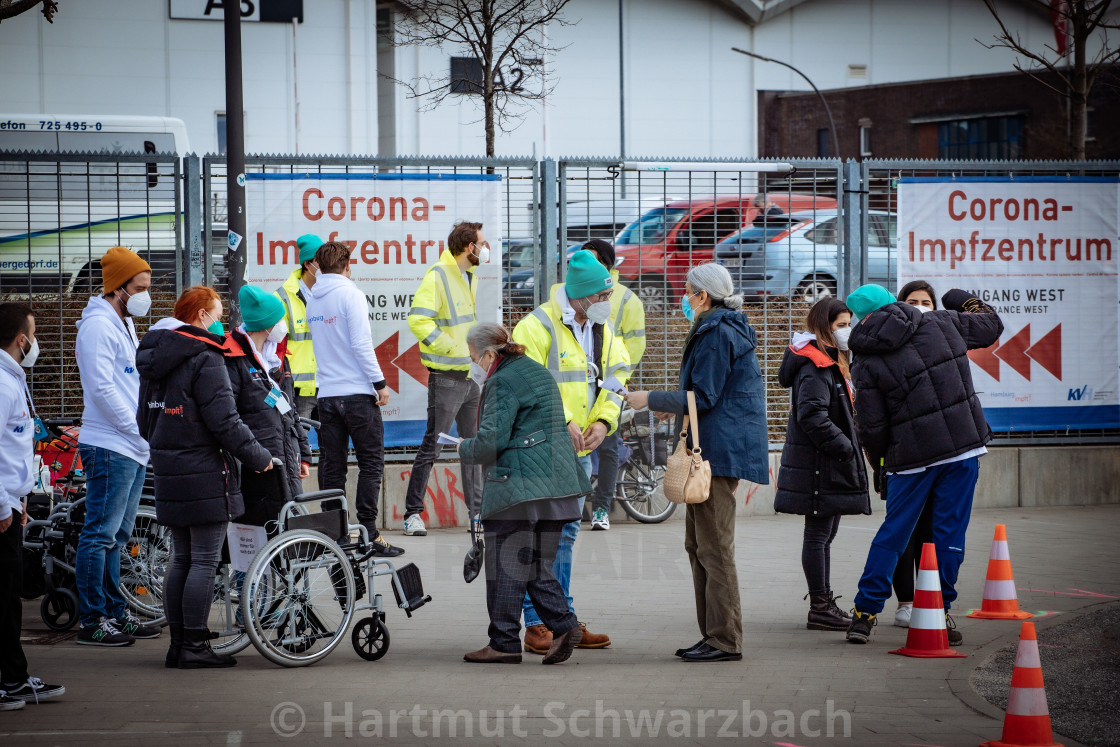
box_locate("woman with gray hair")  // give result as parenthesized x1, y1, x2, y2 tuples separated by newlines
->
(458, 323, 591, 665)
(626, 263, 768, 662)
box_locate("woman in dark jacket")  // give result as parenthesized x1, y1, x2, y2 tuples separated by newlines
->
(774, 298, 870, 632)
(458, 323, 590, 665)
(136, 285, 273, 670)
(626, 263, 769, 663)
(225, 285, 310, 530)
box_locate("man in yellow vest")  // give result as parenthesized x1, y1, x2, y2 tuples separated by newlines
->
(274, 233, 321, 419)
(511, 250, 629, 655)
(403, 221, 485, 537)
(581, 239, 645, 531)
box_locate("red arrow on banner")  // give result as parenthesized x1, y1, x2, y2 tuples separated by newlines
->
(993, 325, 1032, 380)
(393, 341, 430, 387)
(374, 331, 400, 392)
(1025, 323, 1062, 381)
(967, 342, 1002, 381)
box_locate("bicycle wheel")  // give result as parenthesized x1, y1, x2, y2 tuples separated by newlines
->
(208, 564, 251, 655)
(120, 505, 170, 622)
(242, 529, 355, 667)
(617, 461, 676, 523)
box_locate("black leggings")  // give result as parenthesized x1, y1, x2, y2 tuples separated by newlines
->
(802, 514, 842, 597)
(164, 522, 227, 630)
(892, 498, 935, 603)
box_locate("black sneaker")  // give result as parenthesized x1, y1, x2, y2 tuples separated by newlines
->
(0, 693, 25, 711)
(945, 613, 963, 645)
(76, 617, 134, 647)
(846, 609, 877, 644)
(116, 611, 161, 639)
(2, 677, 65, 704)
(369, 532, 405, 557)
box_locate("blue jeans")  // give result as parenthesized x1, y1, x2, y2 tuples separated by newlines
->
(853, 457, 979, 615)
(76, 445, 147, 627)
(523, 454, 592, 627)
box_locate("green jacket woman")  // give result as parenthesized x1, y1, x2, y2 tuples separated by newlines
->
(459, 346, 589, 519)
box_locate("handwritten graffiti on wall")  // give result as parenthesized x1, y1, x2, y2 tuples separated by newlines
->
(392, 466, 465, 527)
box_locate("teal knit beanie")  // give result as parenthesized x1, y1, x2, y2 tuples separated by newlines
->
(846, 284, 896, 320)
(239, 285, 286, 332)
(565, 250, 613, 300)
(297, 234, 323, 264)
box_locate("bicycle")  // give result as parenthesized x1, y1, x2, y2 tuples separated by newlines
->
(592, 407, 676, 524)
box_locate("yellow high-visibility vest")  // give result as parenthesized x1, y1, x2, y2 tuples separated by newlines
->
(408, 249, 477, 372)
(608, 269, 646, 383)
(512, 284, 630, 454)
(274, 268, 317, 396)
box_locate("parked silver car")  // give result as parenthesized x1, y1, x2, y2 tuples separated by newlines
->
(713, 210, 897, 302)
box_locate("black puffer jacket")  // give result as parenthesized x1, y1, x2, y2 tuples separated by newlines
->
(849, 301, 1003, 472)
(774, 342, 870, 516)
(225, 329, 310, 527)
(136, 321, 273, 527)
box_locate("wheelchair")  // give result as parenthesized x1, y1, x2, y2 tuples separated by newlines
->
(235, 458, 432, 667)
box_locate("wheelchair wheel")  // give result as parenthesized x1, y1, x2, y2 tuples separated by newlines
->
(241, 529, 355, 667)
(41, 587, 78, 631)
(208, 564, 251, 655)
(119, 505, 170, 623)
(352, 615, 390, 661)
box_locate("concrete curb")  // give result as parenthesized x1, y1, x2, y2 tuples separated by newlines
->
(946, 600, 1116, 747)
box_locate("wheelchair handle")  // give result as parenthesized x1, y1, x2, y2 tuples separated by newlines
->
(299, 417, 321, 430)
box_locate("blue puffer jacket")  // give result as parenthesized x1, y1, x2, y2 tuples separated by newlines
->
(648, 308, 769, 484)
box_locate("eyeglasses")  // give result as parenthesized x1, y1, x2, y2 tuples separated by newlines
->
(472, 241, 490, 251)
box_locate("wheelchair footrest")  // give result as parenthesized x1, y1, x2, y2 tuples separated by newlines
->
(391, 562, 430, 617)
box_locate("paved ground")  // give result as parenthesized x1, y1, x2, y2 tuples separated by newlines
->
(5, 504, 1118, 746)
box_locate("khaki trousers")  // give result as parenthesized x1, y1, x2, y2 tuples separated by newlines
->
(683, 475, 742, 654)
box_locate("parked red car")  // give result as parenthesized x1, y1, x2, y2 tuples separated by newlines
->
(613, 194, 836, 310)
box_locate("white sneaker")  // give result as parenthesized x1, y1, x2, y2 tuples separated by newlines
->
(591, 508, 610, 530)
(403, 515, 427, 536)
(894, 603, 913, 627)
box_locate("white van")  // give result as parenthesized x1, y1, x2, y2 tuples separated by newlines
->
(0, 115, 190, 293)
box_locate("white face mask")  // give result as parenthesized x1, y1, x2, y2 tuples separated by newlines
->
(832, 326, 852, 352)
(123, 288, 152, 317)
(470, 352, 492, 385)
(266, 319, 289, 344)
(915, 305, 932, 314)
(472, 243, 490, 265)
(584, 300, 612, 325)
(20, 336, 39, 368)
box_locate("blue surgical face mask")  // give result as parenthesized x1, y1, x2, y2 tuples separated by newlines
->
(681, 292, 696, 322)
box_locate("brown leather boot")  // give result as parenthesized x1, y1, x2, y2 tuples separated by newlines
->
(807, 594, 850, 631)
(463, 646, 522, 663)
(575, 621, 611, 649)
(523, 624, 552, 654)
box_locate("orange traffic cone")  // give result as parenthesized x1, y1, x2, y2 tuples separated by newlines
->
(980, 622, 1064, 747)
(891, 543, 966, 658)
(969, 524, 1033, 620)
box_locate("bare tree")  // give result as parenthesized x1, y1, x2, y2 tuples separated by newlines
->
(979, 0, 1120, 159)
(0, 0, 58, 23)
(390, 0, 573, 157)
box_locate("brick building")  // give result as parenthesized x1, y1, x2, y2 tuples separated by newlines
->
(758, 66, 1120, 161)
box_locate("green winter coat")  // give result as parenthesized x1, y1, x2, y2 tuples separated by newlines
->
(458, 353, 591, 519)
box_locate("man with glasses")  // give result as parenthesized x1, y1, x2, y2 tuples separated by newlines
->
(510, 250, 629, 655)
(403, 222, 486, 537)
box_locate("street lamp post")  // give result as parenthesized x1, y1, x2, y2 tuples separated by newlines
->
(731, 46, 840, 160)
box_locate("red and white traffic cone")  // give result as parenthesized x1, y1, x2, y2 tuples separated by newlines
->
(980, 621, 1064, 747)
(890, 543, 966, 658)
(968, 524, 1033, 620)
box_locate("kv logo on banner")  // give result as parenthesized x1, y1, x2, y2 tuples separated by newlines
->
(897, 178, 1119, 431)
(245, 172, 503, 446)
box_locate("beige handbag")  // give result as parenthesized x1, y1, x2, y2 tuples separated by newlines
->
(663, 391, 712, 504)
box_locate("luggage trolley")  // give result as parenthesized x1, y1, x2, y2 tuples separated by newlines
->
(238, 459, 431, 667)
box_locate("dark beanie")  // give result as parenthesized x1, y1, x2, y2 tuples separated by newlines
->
(582, 239, 615, 270)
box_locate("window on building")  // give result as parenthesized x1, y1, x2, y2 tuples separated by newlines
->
(1084, 107, 1095, 142)
(937, 116, 1021, 159)
(216, 113, 227, 154)
(817, 129, 830, 158)
(450, 57, 484, 95)
(859, 122, 872, 157)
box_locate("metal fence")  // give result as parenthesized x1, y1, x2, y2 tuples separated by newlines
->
(1, 149, 1116, 446)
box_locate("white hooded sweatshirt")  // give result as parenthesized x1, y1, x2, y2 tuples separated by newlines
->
(305, 273, 386, 398)
(0, 350, 33, 521)
(75, 296, 150, 465)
